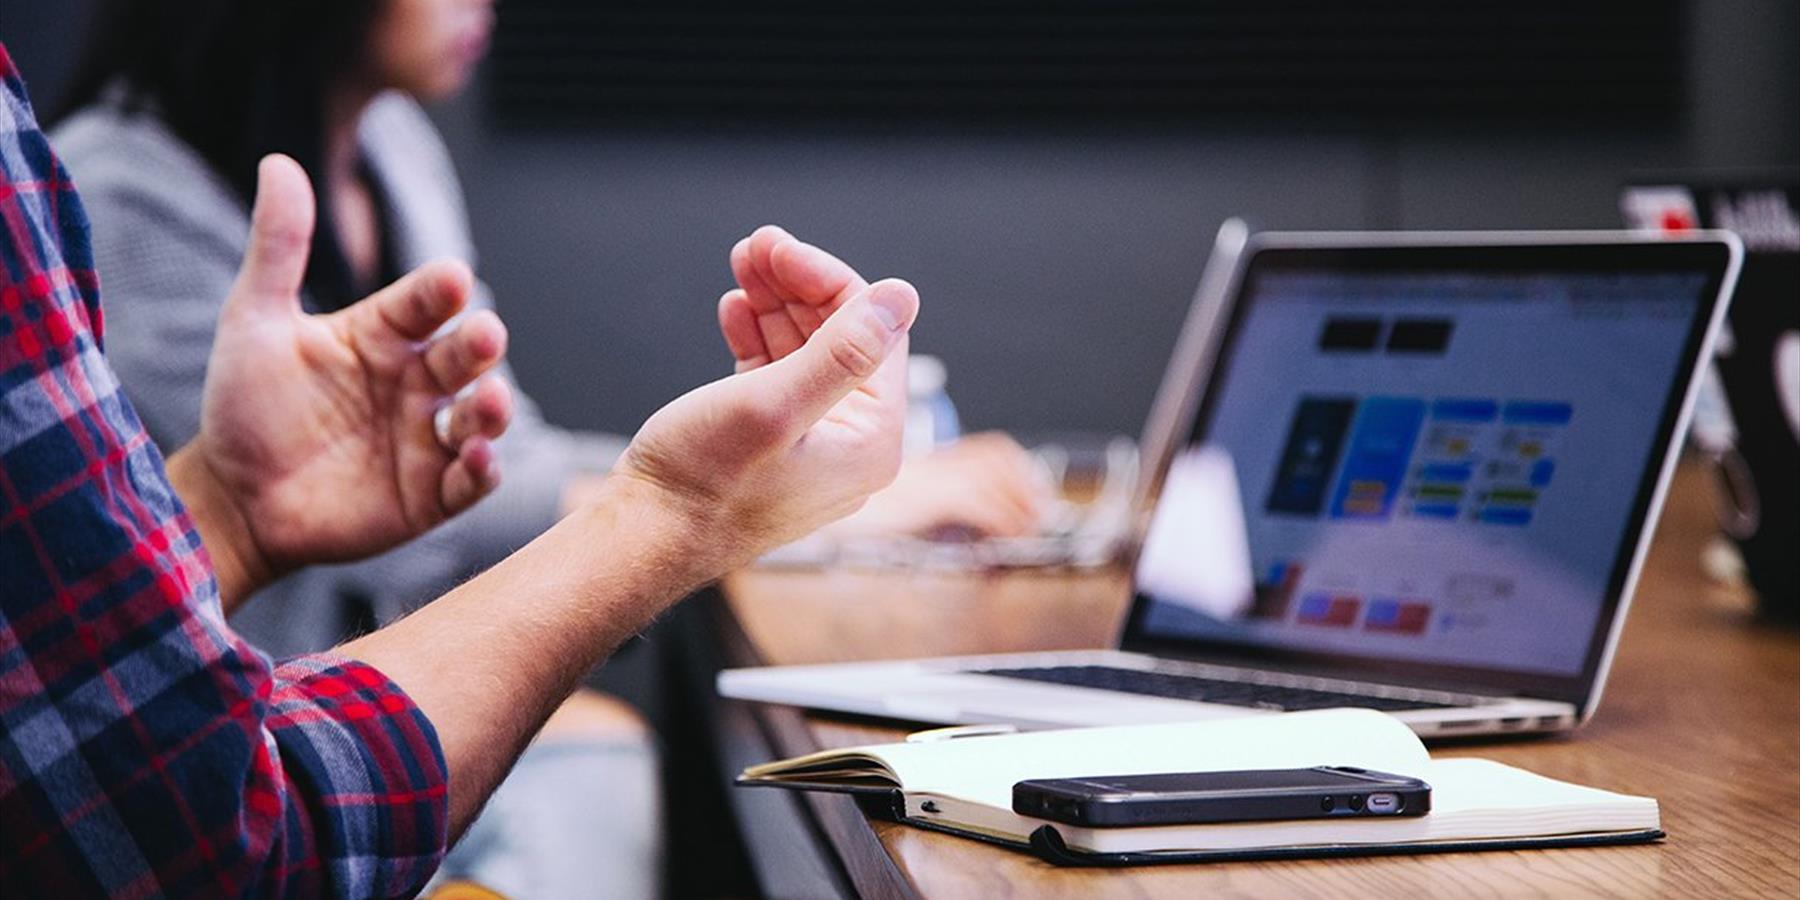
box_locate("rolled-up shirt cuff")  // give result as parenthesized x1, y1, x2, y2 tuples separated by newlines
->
(265, 654, 450, 898)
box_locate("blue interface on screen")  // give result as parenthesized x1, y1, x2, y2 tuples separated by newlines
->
(1135, 269, 1708, 677)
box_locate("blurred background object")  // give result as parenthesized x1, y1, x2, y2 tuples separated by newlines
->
(1623, 172, 1800, 620)
(758, 432, 1137, 570)
(905, 355, 960, 457)
(4, 0, 1794, 444)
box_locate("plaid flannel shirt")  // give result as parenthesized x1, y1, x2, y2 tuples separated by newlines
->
(0, 45, 448, 898)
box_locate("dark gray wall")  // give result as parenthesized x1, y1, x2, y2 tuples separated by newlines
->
(6, 1, 1797, 440)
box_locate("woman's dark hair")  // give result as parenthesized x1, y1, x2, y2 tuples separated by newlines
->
(54, 0, 385, 311)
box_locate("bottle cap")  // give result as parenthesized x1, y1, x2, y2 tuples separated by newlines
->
(908, 354, 947, 398)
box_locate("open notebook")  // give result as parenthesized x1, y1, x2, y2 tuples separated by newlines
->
(738, 709, 1661, 865)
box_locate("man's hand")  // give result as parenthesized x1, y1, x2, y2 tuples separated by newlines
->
(341, 226, 915, 834)
(169, 155, 514, 606)
(715, 224, 869, 374)
(719, 225, 1050, 541)
(607, 226, 918, 574)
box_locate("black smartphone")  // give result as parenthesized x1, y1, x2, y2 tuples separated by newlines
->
(1012, 766, 1431, 827)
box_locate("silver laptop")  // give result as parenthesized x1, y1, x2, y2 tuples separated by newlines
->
(720, 226, 1742, 738)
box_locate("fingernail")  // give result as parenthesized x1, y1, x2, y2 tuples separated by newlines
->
(869, 284, 909, 332)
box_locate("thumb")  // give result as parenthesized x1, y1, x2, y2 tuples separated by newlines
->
(229, 154, 315, 311)
(743, 278, 918, 431)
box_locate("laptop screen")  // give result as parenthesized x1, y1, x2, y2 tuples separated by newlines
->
(1125, 241, 1732, 702)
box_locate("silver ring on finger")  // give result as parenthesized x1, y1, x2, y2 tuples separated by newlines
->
(433, 403, 456, 452)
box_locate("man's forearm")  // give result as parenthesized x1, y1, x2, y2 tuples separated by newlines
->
(336, 474, 714, 836)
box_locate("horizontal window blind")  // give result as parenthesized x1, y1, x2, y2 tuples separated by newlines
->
(489, 0, 1681, 130)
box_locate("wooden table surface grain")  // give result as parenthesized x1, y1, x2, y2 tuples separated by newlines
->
(718, 466, 1800, 898)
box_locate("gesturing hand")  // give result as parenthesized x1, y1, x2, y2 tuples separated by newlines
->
(716, 225, 872, 374)
(721, 226, 1051, 541)
(172, 155, 513, 603)
(610, 226, 917, 572)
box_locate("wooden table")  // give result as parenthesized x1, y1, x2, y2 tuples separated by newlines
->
(700, 466, 1800, 898)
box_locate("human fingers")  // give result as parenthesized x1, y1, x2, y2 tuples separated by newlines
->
(897, 450, 1042, 538)
(977, 496, 1040, 538)
(986, 481, 1046, 535)
(755, 306, 809, 362)
(734, 227, 865, 360)
(229, 154, 315, 309)
(959, 433, 1053, 519)
(730, 225, 794, 314)
(768, 237, 866, 312)
(745, 225, 800, 309)
(737, 278, 918, 433)
(440, 436, 502, 517)
(948, 466, 1042, 536)
(921, 479, 1037, 538)
(422, 308, 507, 393)
(358, 259, 476, 342)
(438, 377, 514, 448)
(718, 289, 771, 372)
(948, 487, 1031, 538)
(786, 301, 825, 335)
(954, 431, 1028, 455)
(745, 233, 820, 362)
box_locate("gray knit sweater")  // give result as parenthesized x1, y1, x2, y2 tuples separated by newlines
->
(53, 91, 626, 657)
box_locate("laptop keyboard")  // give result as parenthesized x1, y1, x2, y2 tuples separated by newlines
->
(972, 665, 1459, 712)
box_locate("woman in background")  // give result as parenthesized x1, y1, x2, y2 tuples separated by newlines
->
(52, 1, 1045, 897)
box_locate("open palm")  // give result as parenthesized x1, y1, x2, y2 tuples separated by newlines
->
(192, 155, 513, 573)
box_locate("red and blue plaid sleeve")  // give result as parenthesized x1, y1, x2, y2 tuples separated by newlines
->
(0, 45, 448, 898)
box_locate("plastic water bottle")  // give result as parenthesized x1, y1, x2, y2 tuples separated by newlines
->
(905, 355, 960, 457)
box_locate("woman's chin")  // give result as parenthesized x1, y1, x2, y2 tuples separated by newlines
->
(411, 68, 475, 103)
